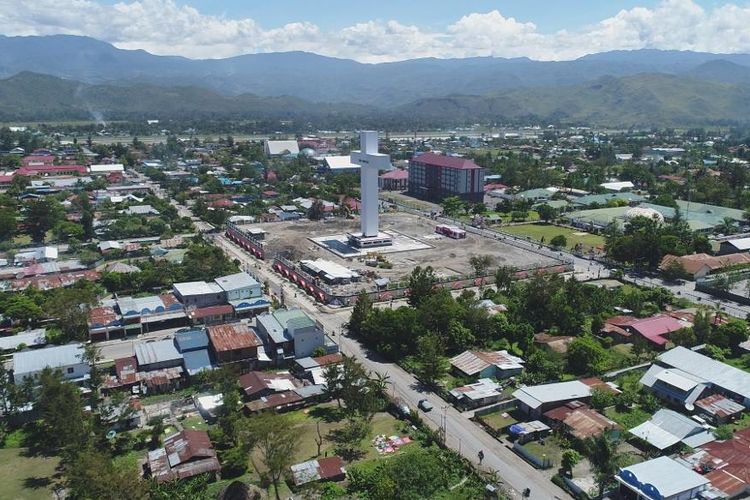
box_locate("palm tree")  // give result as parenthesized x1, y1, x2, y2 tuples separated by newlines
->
(586, 433, 627, 499)
(717, 217, 736, 235)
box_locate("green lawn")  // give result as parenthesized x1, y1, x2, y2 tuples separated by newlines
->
(0, 448, 61, 500)
(521, 438, 563, 466)
(605, 406, 651, 430)
(499, 223, 605, 250)
(247, 407, 407, 482)
(478, 410, 518, 433)
(181, 415, 210, 431)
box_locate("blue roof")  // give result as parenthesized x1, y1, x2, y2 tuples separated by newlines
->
(174, 328, 209, 352)
(183, 349, 212, 376)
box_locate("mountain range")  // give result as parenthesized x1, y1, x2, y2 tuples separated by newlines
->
(3, 34, 750, 127)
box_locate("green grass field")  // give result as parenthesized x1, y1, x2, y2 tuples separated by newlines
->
(0, 448, 61, 499)
(605, 406, 651, 430)
(499, 223, 605, 250)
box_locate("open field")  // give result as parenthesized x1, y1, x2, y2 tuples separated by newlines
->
(241, 212, 560, 293)
(0, 448, 60, 500)
(499, 223, 605, 250)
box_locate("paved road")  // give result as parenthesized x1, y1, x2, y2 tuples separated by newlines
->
(212, 233, 568, 499)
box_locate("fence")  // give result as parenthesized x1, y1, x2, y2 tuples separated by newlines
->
(473, 399, 518, 417)
(512, 441, 553, 469)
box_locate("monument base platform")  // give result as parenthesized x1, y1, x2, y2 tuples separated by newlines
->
(347, 232, 394, 249)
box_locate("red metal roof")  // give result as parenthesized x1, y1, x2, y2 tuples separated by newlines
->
(317, 456, 346, 480)
(380, 169, 408, 179)
(88, 306, 119, 327)
(700, 428, 750, 497)
(629, 314, 687, 346)
(188, 304, 234, 320)
(312, 353, 344, 367)
(411, 152, 482, 170)
(207, 323, 262, 352)
(115, 356, 138, 385)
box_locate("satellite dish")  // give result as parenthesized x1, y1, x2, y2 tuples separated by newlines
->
(106, 430, 117, 440)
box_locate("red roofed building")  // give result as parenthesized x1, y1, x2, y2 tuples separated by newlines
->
(17, 165, 88, 177)
(604, 314, 692, 349)
(146, 430, 220, 483)
(378, 169, 408, 191)
(206, 323, 262, 365)
(188, 304, 235, 325)
(21, 155, 55, 167)
(543, 400, 618, 439)
(483, 182, 508, 192)
(686, 427, 750, 498)
(408, 152, 486, 203)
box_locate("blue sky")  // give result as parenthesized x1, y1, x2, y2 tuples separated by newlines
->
(3, 0, 749, 61)
(120, 0, 722, 31)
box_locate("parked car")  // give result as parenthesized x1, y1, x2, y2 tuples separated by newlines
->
(418, 399, 433, 412)
(391, 398, 411, 419)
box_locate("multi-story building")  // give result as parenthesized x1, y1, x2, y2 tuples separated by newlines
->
(408, 153, 485, 203)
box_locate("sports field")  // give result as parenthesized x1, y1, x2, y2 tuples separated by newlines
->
(500, 223, 605, 250)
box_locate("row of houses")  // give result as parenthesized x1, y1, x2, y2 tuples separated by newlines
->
(88, 272, 271, 340)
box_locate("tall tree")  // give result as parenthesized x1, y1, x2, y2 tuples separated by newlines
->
(65, 448, 147, 500)
(25, 198, 63, 242)
(586, 434, 627, 499)
(249, 413, 300, 500)
(407, 266, 437, 308)
(416, 333, 448, 386)
(34, 369, 89, 456)
(494, 265, 517, 292)
(347, 290, 373, 338)
(0, 207, 17, 240)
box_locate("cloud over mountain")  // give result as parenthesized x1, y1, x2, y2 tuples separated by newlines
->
(3, 0, 750, 62)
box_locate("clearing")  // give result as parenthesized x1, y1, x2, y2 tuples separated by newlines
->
(499, 223, 605, 250)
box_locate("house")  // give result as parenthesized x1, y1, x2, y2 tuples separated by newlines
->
(88, 305, 123, 341)
(206, 323, 263, 366)
(449, 350, 524, 379)
(174, 328, 213, 377)
(639, 364, 709, 409)
(542, 401, 618, 440)
(195, 394, 223, 421)
(600, 181, 635, 192)
(0, 328, 47, 352)
(604, 314, 691, 349)
(238, 371, 301, 400)
(378, 169, 408, 191)
(659, 253, 750, 280)
(643, 346, 750, 408)
(13, 343, 90, 384)
(616, 456, 710, 500)
(255, 309, 326, 362)
(97, 241, 122, 253)
(214, 272, 261, 301)
(291, 456, 346, 486)
(135, 339, 183, 372)
(173, 281, 225, 308)
(264, 140, 299, 157)
(213, 272, 269, 316)
(89, 163, 125, 175)
(187, 305, 235, 325)
(146, 430, 220, 483)
(321, 155, 360, 175)
(294, 353, 344, 383)
(449, 378, 504, 409)
(717, 236, 750, 256)
(533, 333, 574, 354)
(513, 378, 617, 418)
(243, 390, 303, 413)
(122, 204, 159, 216)
(507, 420, 551, 444)
(14, 246, 58, 264)
(682, 427, 750, 498)
(116, 294, 187, 333)
(694, 394, 745, 425)
(629, 409, 715, 451)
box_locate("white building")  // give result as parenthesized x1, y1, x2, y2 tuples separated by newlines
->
(89, 164, 125, 174)
(616, 456, 709, 500)
(264, 140, 299, 157)
(172, 281, 225, 308)
(322, 155, 360, 174)
(214, 272, 262, 301)
(13, 343, 90, 384)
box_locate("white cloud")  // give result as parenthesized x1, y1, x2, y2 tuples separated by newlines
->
(2, 0, 750, 61)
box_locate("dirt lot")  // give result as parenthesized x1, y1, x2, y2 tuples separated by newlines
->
(240, 212, 559, 293)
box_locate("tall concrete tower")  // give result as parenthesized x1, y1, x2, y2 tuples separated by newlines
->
(349, 130, 392, 248)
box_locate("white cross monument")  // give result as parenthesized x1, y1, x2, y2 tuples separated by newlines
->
(348, 130, 393, 248)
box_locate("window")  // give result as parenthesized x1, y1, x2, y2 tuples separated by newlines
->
(67, 367, 74, 374)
